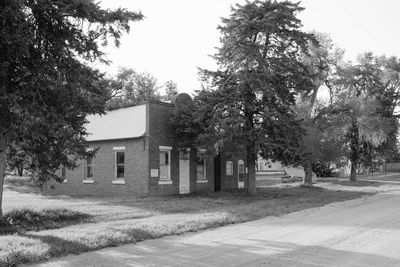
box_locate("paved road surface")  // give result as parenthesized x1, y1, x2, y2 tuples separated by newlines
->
(28, 191, 400, 267)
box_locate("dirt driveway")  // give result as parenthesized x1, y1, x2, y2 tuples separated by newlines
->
(28, 182, 400, 266)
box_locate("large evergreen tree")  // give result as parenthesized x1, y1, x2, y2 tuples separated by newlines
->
(0, 0, 142, 215)
(197, 0, 316, 194)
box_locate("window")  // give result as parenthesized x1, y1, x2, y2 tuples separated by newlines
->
(159, 147, 171, 180)
(238, 160, 245, 189)
(238, 160, 245, 176)
(61, 167, 66, 179)
(197, 149, 206, 180)
(226, 161, 233, 176)
(115, 151, 125, 179)
(61, 167, 67, 182)
(84, 156, 94, 180)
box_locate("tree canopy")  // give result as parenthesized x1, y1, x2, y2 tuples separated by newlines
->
(106, 68, 179, 109)
(182, 0, 316, 194)
(0, 0, 142, 215)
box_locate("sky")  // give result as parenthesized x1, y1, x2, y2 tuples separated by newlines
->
(97, 0, 400, 95)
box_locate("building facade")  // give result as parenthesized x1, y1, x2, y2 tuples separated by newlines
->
(43, 97, 247, 197)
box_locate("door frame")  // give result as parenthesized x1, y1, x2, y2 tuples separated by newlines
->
(179, 148, 190, 194)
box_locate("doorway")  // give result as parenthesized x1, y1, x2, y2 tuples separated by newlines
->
(179, 150, 190, 194)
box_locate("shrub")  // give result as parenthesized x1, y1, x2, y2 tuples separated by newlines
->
(0, 216, 17, 235)
(312, 162, 336, 177)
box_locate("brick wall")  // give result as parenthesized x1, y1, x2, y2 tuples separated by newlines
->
(219, 151, 247, 191)
(43, 138, 149, 197)
(147, 102, 180, 195)
(147, 102, 215, 195)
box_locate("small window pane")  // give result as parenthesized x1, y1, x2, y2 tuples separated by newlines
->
(116, 152, 124, 164)
(226, 161, 233, 176)
(160, 152, 166, 165)
(85, 157, 94, 179)
(159, 150, 170, 180)
(197, 152, 206, 179)
(61, 167, 66, 179)
(238, 161, 245, 174)
(116, 165, 124, 178)
(87, 166, 93, 178)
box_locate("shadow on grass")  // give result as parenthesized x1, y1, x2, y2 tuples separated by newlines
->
(94, 186, 371, 217)
(12, 228, 158, 266)
(328, 180, 384, 187)
(1, 209, 94, 235)
(4, 183, 41, 195)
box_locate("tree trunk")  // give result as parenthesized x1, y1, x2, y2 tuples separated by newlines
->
(349, 122, 359, 182)
(303, 162, 313, 186)
(246, 146, 256, 196)
(350, 159, 357, 182)
(17, 165, 23, 177)
(0, 133, 7, 217)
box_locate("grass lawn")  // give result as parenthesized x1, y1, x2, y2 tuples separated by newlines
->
(1, 175, 399, 266)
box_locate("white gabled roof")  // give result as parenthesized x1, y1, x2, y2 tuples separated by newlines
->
(86, 104, 146, 141)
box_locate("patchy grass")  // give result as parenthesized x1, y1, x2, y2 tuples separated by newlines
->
(2, 208, 92, 233)
(317, 177, 400, 193)
(3, 175, 38, 187)
(1, 177, 393, 266)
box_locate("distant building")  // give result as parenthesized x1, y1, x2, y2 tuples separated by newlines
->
(43, 95, 247, 197)
(256, 157, 307, 179)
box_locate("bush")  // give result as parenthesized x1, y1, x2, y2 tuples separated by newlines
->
(0, 216, 17, 235)
(312, 162, 336, 177)
(2, 208, 92, 232)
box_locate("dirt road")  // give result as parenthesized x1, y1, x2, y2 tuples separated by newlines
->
(28, 190, 400, 266)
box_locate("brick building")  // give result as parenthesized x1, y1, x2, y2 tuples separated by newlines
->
(43, 96, 247, 197)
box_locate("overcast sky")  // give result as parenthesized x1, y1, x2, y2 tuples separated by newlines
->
(98, 0, 400, 95)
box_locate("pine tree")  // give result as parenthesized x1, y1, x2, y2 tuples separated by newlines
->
(197, 0, 316, 194)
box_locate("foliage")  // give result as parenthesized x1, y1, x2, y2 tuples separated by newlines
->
(106, 68, 162, 109)
(312, 161, 336, 177)
(0, 0, 143, 214)
(193, 0, 316, 194)
(295, 32, 346, 184)
(163, 80, 179, 101)
(6, 143, 29, 176)
(106, 68, 179, 109)
(331, 54, 397, 180)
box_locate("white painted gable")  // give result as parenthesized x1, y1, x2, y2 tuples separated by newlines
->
(86, 104, 146, 141)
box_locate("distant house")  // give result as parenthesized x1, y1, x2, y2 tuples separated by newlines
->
(43, 95, 247, 197)
(256, 157, 306, 179)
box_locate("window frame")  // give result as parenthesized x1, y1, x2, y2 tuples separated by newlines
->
(196, 149, 207, 182)
(159, 146, 172, 181)
(84, 156, 94, 181)
(114, 149, 126, 180)
(238, 159, 245, 189)
(226, 161, 233, 176)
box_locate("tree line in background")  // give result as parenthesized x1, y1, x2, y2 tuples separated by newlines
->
(1, 0, 400, 216)
(105, 68, 178, 109)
